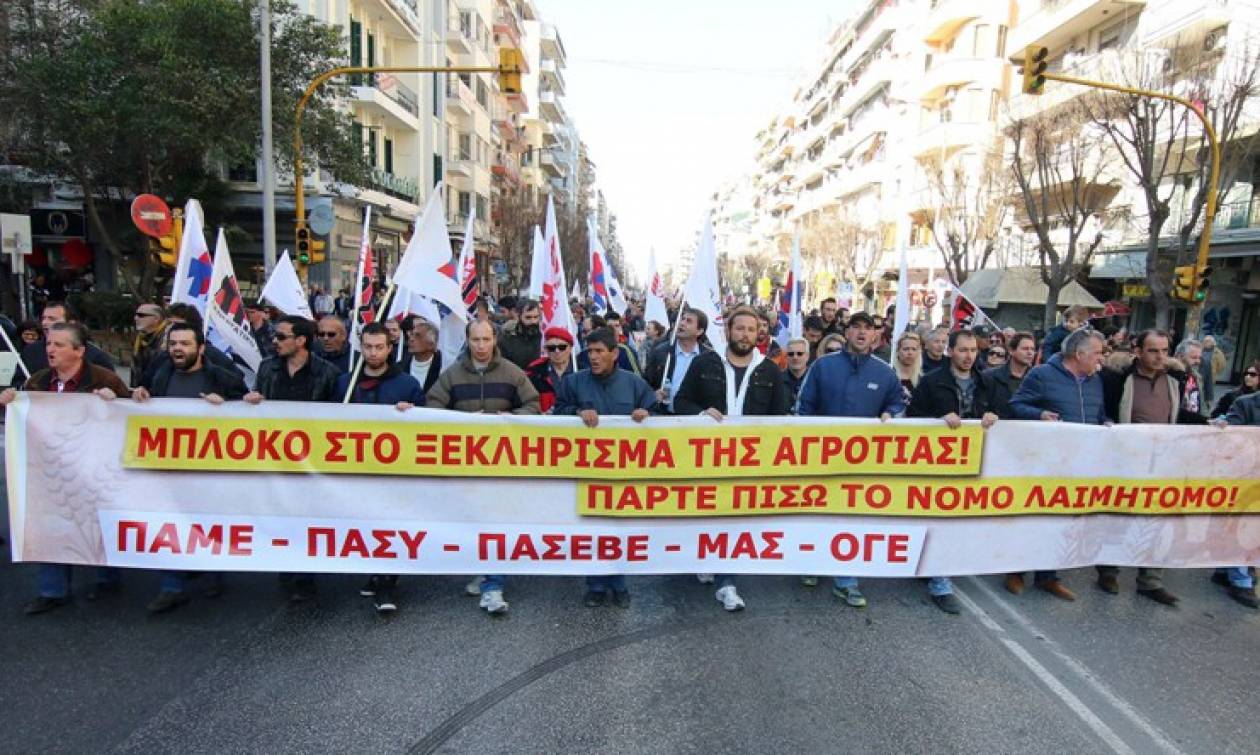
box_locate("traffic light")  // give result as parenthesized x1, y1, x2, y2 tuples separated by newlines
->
(151, 234, 178, 267)
(1194, 265, 1212, 302)
(309, 237, 326, 265)
(1021, 46, 1049, 95)
(295, 223, 311, 266)
(498, 48, 523, 94)
(1172, 264, 1196, 301)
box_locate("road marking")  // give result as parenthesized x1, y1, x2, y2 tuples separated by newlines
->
(951, 587, 1138, 755)
(958, 577, 1185, 755)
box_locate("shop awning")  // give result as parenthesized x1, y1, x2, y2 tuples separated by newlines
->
(960, 267, 1102, 308)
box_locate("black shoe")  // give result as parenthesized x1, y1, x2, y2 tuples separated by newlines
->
(1136, 587, 1179, 607)
(1096, 574, 1120, 595)
(24, 596, 69, 615)
(202, 581, 224, 599)
(1227, 585, 1260, 609)
(147, 591, 190, 614)
(583, 590, 605, 607)
(611, 590, 632, 609)
(289, 581, 316, 604)
(932, 593, 962, 615)
(360, 576, 380, 597)
(86, 582, 121, 601)
(1211, 571, 1232, 588)
(374, 587, 398, 614)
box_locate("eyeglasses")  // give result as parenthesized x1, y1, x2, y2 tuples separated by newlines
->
(545, 343, 570, 352)
(316, 331, 340, 338)
(273, 333, 294, 341)
(134, 311, 159, 318)
(1246, 371, 1259, 378)
(786, 351, 807, 357)
(988, 351, 1007, 358)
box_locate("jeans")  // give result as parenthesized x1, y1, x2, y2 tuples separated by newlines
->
(927, 576, 953, 596)
(38, 564, 119, 598)
(1096, 566, 1162, 590)
(1217, 567, 1253, 589)
(586, 575, 627, 593)
(833, 576, 859, 590)
(160, 571, 223, 594)
(481, 574, 506, 593)
(715, 574, 736, 588)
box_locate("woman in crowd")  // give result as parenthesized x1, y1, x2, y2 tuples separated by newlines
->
(893, 331, 923, 407)
(1211, 360, 1259, 419)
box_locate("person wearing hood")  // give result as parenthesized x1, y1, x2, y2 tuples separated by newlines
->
(498, 299, 544, 371)
(425, 319, 540, 616)
(552, 327, 657, 608)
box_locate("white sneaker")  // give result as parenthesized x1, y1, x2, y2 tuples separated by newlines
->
(464, 576, 484, 596)
(716, 585, 745, 612)
(696, 573, 715, 584)
(479, 590, 508, 614)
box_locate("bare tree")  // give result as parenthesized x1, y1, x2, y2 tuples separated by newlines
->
(1008, 109, 1115, 329)
(492, 186, 542, 295)
(799, 209, 886, 310)
(922, 145, 1013, 285)
(1080, 41, 1260, 329)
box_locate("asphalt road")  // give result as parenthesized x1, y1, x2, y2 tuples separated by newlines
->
(3, 431, 1259, 754)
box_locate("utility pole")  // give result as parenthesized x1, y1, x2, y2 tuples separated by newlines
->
(259, 0, 278, 277)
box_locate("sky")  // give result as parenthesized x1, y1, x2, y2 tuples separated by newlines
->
(539, 0, 854, 282)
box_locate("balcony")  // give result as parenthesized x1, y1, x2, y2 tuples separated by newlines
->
(922, 0, 982, 44)
(1142, 1, 1230, 46)
(919, 56, 1002, 101)
(351, 73, 420, 129)
(837, 159, 885, 197)
(492, 159, 520, 185)
(367, 168, 419, 204)
(1010, 0, 1147, 54)
(837, 54, 896, 117)
(366, 0, 423, 40)
(446, 78, 475, 118)
(539, 89, 564, 123)
(446, 15, 473, 54)
(493, 10, 523, 48)
(1008, 49, 1119, 119)
(540, 23, 567, 67)
(447, 146, 474, 177)
(540, 150, 566, 177)
(914, 119, 995, 157)
(540, 58, 566, 95)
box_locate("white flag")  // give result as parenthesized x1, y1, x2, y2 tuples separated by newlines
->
(683, 216, 726, 353)
(350, 206, 375, 366)
(259, 250, 314, 319)
(393, 185, 466, 321)
(570, 278, 582, 302)
(540, 197, 577, 340)
(789, 231, 803, 340)
(456, 208, 478, 315)
(170, 199, 212, 314)
(528, 225, 547, 299)
(645, 247, 669, 330)
(438, 310, 467, 368)
(204, 229, 262, 372)
(892, 242, 910, 341)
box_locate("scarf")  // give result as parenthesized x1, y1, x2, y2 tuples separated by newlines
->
(724, 349, 765, 417)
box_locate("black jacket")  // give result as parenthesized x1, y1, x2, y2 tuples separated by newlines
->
(643, 339, 712, 391)
(982, 363, 1028, 420)
(1102, 364, 1207, 425)
(148, 361, 248, 400)
(397, 350, 444, 393)
(907, 365, 994, 419)
(14, 339, 115, 387)
(254, 353, 342, 401)
(140, 343, 241, 389)
(1212, 387, 1257, 419)
(499, 321, 543, 371)
(673, 351, 789, 416)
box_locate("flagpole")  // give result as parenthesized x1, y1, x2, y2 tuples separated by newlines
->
(341, 282, 398, 403)
(657, 294, 688, 391)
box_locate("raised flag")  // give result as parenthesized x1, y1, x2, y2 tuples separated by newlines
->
(393, 185, 466, 321)
(204, 229, 262, 372)
(570, 278, 582, 302)
(170, 199, 213, 315)
(259, 251, 314, 319)
(948, 284, 998, 332)
(350, 207, 376, 366)
(787, 231, 803, 339)
(539, 196, 577, 340)
(528, 225, 547, 299)
(457, 209, 478, 315)
(589, 231, 611, 315)
(683, 216, 726, 353)
(892, 243, 910, 340)
(644, 247, 669, 330)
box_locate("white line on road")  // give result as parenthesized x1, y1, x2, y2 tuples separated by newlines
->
(958, 577, 1185, 755)
(951, 587, 1138, 755)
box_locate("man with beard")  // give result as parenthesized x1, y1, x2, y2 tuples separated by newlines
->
(336, 323, 425, 614)
(675, 306, 790, 611)
(819, 297, 841, 336)
(796, 312, 903, 607)
(908, 329, 997, 614)
(245, 303, 276, 359)
(499, 299, 544, 371)
(132, 323, 248, 613)
(553, 327, 657, 608)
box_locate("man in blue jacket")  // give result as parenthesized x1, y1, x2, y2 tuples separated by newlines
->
(553, 327, 656, 607)
(335, 322, 425, 613)
(796, 312, 904, 608)
(1007, 327, 1109, 601)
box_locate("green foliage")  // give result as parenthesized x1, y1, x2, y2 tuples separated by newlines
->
(70, 290, 137, 331)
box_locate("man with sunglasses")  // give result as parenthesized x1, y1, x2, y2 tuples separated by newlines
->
(527, 326, 576, 413)
(315, 316, 350, 373)
(781, 337, 810, 410)
(245, 315, 342, 603)
(130, 304, 168, 388)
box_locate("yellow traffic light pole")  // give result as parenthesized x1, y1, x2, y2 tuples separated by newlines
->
(292, 61, 519, 271)
(1016, 48, 1221, 303)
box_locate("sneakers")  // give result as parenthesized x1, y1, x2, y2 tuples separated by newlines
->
(464, 576, 484, 596)
(86, 581, 121, 601)
(374, 586, 398, 614)
(583, 590, 605, 607)
(360, 576, 381, 597)
(696, 573, 715, 584)
(800, 576, 818, 587)
(932, 593, 962, 615)
(479, 589, 509, 614)
(24, 596, 69, 615)
(1226, 585, 1260, 609)
(716, 585, 745, 612)
(832, 586, 867, 608)
(146, 590, 189, 614)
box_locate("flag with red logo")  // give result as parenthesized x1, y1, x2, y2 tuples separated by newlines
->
(204, 228, 262, 372)
(457, 208, 478, 316)
(645, 247, 668, 329)
(170, 199, 213, 315)
(392, 184, 466, 322)
(539, 196, 577, 340)
(948, 284, 997, 332)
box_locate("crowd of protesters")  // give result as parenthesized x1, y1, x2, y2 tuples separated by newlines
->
(1, 291, 1257, 619)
